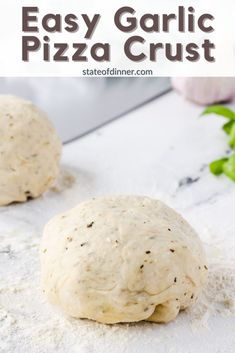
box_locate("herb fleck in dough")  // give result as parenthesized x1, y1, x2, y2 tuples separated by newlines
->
(40, 196, 207, 324)
(0, 95, 61, 205)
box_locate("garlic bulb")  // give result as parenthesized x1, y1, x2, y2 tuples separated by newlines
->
(172, 77, 235, 105)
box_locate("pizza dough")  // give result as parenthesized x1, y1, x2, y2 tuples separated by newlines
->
(40, 196, 207, 324)
(0, 95, 61, 205)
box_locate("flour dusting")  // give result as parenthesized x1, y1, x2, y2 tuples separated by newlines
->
(0, 195, 235, 353)
(50, 167, 76, 193)
(189, 262, 235, 330)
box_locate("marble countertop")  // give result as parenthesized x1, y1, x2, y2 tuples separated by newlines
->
(0, 91, 235, 353)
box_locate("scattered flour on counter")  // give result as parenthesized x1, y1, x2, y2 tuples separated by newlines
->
(50, 167, 76, 193)
(0, 209, 235, 353)
(188, 227, 235, 330)
(189, 262, 235, 330)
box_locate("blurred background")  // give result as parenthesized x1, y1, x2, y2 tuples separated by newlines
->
(0, 78, 171, 143)
(1, 77, 235, 143)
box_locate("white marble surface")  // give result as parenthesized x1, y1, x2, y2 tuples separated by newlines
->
(0, 91, 235, 353)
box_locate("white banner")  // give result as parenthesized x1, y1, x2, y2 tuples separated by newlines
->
(0, 0, 234, 76)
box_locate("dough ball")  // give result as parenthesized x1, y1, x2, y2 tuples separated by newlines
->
(0, 95, 62, 205)
(40, 196, 207, 324)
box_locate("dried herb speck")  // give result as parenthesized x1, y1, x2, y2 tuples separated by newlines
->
(145, 250, 151, 254)
(87, 222, 94, 228)
(170, 249, 175, 253)
(140, 264, 144, 269)
(80, 242, 87, 247)
(204, 265, 208, 270)
(174, 277, 177, 283)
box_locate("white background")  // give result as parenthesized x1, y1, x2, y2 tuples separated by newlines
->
(0, 0, 234, 76)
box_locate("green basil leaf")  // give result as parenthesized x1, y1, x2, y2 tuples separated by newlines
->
(209, 158, 228, 175)
(201, 105, 235, 120)
(223, 121, 235, 135)
(229, 123, 235, 148)
(223, 154, 235, 181)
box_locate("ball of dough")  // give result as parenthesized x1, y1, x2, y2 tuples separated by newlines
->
(40, 196, 207, 324)
(0, 95, 62, 205)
